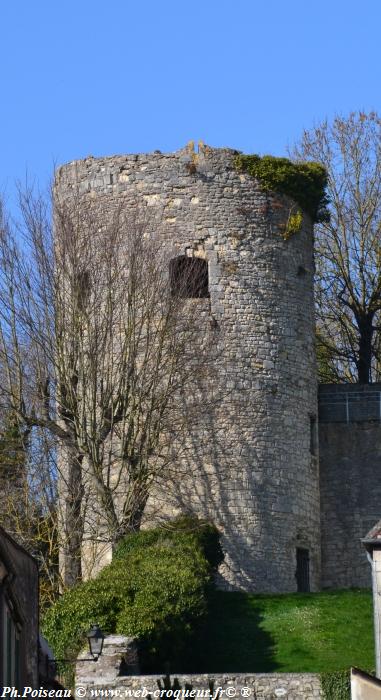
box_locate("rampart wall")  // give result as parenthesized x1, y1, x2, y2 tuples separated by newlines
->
(319, 383, 381, 588)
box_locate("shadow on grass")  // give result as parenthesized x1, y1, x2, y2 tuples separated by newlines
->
(175, 591, 278, 673)
(144, 589, 374, 674)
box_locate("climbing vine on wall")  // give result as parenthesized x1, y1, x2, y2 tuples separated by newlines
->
(234, 154, 329, 224)
(283, 207, 303, 240)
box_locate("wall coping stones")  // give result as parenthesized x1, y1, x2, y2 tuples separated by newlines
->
(74, 672, 322, 699)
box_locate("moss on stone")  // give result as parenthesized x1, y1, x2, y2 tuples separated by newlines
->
(282, 208, 303, 240)
(234, 154, 329, 224)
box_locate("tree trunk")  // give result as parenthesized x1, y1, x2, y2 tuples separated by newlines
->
(357, 316, 374, 384)
(62, 447, 84, 588)
(116, 482, 149, 542)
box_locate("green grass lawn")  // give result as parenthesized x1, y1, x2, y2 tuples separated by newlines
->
(182, 589, 374, 674)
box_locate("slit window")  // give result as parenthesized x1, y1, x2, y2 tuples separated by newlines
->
(310, 416, 317, 456)
(169, 256, 209, 298)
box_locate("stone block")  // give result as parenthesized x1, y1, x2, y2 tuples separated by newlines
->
(76, 635, 139, 685)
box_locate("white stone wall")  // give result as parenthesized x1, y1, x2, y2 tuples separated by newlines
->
(55, 144, 320, 592)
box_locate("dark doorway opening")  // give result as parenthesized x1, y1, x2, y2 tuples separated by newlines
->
(296, 547, 310, 592)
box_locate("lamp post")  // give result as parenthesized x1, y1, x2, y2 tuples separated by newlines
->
(86, 624, 105, 661)
(362, 520, 381, 679)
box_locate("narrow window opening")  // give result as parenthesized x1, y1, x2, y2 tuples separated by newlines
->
(296, 547, 310, 592)
(169, 256, 209, 298)
(310, 415, 317, 456)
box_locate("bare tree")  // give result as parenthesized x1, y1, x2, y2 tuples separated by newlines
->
(292, 112, 381, 383)
(0, 188, 216, 587)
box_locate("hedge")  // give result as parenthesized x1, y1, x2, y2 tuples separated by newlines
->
(114, 516, 224, 571)
(42, 518, 222, 671)
(320, 669, 351, 700)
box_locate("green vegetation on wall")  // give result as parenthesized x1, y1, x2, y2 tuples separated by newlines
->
(234, 154, 329, 224)
(42, 518, 222, 672)
(283, 208, 303, 240)
(113, 515, 223, 571)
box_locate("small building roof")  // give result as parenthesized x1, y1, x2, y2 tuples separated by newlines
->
(362, 519, 381, 547)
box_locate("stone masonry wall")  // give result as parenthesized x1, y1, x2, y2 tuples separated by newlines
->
(74, 672, 322, 700)
(76, 637, 322, 699)
(56, 144, 320, 592)
(319, 383, 381, 588)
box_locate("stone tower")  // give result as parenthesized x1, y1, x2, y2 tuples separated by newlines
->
(55, 144, 320, 592)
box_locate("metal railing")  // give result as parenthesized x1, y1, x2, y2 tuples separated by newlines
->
(318, 391, 381, 423)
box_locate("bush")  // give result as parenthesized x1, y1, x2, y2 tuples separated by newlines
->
(114, 516, 224, 571)
(43, 518, 222, 671)
(320, 668, 377, 700)
(169, 516, 224, 572)
(320, 669, 351, 700)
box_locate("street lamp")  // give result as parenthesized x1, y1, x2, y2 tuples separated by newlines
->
(86, 623, 105, 661)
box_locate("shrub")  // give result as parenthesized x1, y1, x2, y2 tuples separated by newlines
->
(320, 669, 351, 700)
(43, 518, 221, 671)
(114, 516, 224, 571)
(169, 516, 224, 572)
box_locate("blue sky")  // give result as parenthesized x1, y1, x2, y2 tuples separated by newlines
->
(0, 0, 380, 204)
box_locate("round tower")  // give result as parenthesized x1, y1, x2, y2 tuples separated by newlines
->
(55, 144, 321, 592)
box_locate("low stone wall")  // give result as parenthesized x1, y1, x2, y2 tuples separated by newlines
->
(74, 672, 322, 699)
(76, 635, 140, 684)
(75, 637, 322, 699)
